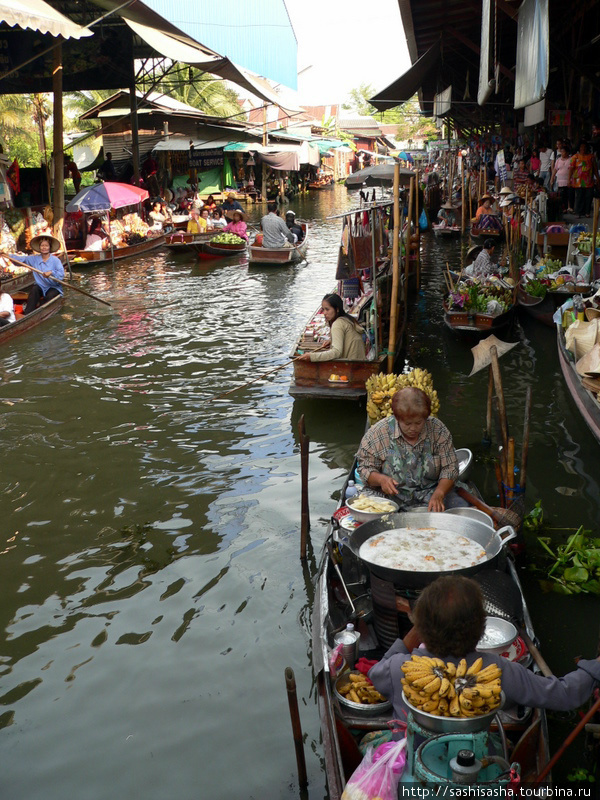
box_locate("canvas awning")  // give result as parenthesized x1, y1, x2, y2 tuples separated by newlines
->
(0, 0, 92, 38)
(124, 18, 282, 107)
(369, 41, 441, 111)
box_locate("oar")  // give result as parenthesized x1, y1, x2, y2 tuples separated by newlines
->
(213, 344, 328, 398)
(455, 486, 521, 529)
(1, 252, 111, 307)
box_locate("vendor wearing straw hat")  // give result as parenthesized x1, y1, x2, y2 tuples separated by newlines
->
(220, 191, 243, 220)
(17, 234, 64, 315)
(223, 208, 248, 241)
(437, 201, 457, 227)
(473, 195, 502, 231)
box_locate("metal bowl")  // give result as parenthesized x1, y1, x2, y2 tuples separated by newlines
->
(345, 494, 400, 523)
(456, 448, 473, 480)
(402, 691, 503, 733)
(476, 616, 518, 655)
(334, 672, 392, 716)
(445, 507, 494, 528)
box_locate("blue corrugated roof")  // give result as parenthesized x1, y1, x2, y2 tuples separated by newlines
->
(143, 0, 298, 89)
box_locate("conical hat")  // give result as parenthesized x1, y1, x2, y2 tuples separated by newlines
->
(584, 307, 600, 322)
(469, 335, 519, 376)
(441, 201, 456, 209)
(499, 187, 513, 195)
(576, 343, 600, 377)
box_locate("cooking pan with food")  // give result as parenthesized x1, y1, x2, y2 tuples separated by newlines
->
(347, 511, 517, 588)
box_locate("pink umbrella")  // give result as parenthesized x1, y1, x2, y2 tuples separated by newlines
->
(66, 182, 149, 212)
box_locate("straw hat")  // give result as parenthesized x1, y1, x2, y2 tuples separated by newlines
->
(585, 307, 600, 322)
(227, 191, 236, 200)
(30, 233, 61, 253)
(480, 194, 494, 202)
(231, 208, 245, 220)
(576, 343, 600, 377)
(499, 187, 513, 195)
(441, 201, 456, 210)
(469, 334, 518, 376)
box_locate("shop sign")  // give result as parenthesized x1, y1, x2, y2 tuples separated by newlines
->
(189, 148, 224, 169)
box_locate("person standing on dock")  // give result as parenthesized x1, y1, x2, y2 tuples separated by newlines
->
(260, 203, 295, 248)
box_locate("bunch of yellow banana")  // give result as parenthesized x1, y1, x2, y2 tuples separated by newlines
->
(365, 370, 440, 424)
(401, 655, 502, 718)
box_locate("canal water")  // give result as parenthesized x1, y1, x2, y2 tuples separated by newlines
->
(0, 186, 598, 799)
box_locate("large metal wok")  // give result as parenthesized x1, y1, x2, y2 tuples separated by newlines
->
(347, 511, 517, 588)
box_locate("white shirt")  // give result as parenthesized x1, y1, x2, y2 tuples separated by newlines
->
(0, 291, 15, 323)
(539, 149, 552, 173)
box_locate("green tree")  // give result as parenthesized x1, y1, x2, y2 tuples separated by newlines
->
(343, 86, 439, 141)
(321, 115, 356, 150)
(143, 64, 241, 119)
(0, 93, 52, 166)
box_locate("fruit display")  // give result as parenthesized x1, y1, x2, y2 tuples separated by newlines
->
(535, 256, 562, 277)
(366, 370, 439, 423)
(329, 374, 349, 382)
(401, 654, 502, 717)
(210, 233, 245, 245)
(523, 279, 548, 298)
(336, 672, 388, 706)
(446, 283, 513, 315)
(574, 232, 592, 255)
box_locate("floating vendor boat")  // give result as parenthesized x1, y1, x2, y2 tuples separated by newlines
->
(248, 224, 309, 266)
(432, 224, 461, 237)
(470, 226, 504, 245)
(0, 281, 63, 345)
(68, 234, 165, 265)
(198, 235, 248, 259)
(517, 257, 591, 328)
(556, 321, 600, 445)
(443, 280, 516, 338)
(313, 468, 550, 799)
(163, 231, 213, 253)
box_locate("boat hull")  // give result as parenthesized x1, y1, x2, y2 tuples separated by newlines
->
(0, 285, 63, 345)
(68, 235, 165, 265)
(557, 325, 600, 444)
(198, 241, 248, 258)
(443, 303, 515, 337)
(469, 227, 504, 244)
(249, 224, 309, 266)
(289, 356, 383, 399)
(164, 232, 213, 253)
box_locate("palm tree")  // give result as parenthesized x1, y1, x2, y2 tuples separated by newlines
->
(143, 63, 242, 120)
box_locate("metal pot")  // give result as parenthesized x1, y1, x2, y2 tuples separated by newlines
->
(347, 511, 517, 589)
(445, 507, 494, 528)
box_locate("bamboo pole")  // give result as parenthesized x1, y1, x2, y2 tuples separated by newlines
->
(592, 197, 599, 280)
(298, 414, 310, 560)
(507, 436, 515, 503)
(387, 164, 401, 373)
(490, 346, 510, 481)
(52, 43, 64, 246)
(404, 176, 414, 284)
(285, 667, 308, 789)
(484, 365, 493, 445)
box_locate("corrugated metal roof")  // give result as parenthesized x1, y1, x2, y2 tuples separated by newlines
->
(142, 0, 298, 89)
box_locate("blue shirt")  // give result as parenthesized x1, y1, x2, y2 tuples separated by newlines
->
(20, 254, 64, 295)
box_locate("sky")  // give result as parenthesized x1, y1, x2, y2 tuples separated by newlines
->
(283, 0, 411, 107)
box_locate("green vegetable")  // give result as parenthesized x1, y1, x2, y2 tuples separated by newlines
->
(524, 280, 547, 298)
(535, 525, 600, 595)
(210, 233, 245, 244)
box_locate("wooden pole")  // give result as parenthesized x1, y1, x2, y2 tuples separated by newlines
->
(129, 46, 140, 186)
(591, 197, 599, 280)
(461, 157, 466, 235)
(52, 42, 64, 244)
(298, 414, 310, 560)
(404, 176, 414, 285)
(485, 365, 493, 444)
(507, 436, 515, 503)
(415, 168, 420, 289)
(520, 386, 532, 492)
(285, 667, 308, 789)
(387, 164, 401, 373)
(490, 345, 509, 458)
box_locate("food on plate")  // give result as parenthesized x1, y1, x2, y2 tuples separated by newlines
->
(358, 529, 488, 572)
(348, 496, 397, 514)
(329, 374, 340, 381)
(401, 654, 502, 717)
(337, 673, 388, 705)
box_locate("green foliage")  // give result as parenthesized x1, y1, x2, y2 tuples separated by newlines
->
(567, 767, 596, 783)
(536, 526, 600, 595)
(343, 88, 439, 142)
(321, 115, 356, 151)
(523, 499, 544, 531)
(143, 64, 241, 119)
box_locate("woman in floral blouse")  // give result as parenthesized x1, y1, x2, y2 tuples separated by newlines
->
(569, 141, 599, 217)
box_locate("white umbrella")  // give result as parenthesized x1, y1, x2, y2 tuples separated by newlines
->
(0, 0, 92, 39)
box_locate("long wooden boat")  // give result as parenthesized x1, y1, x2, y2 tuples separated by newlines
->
(163, 231, 213, 253)
(470, 225, 504, 244)
(248, 224, 309, 266)
(68, 235, 165, 265)
(0, 270, 35, 293)
(309, 179, 334, 189)
(557, 324, 600, 444)
(443, 300, 515, 337)
(313, 471, 550, 798)
(0, 283, 63, 345)
(516, 286, 591, 328)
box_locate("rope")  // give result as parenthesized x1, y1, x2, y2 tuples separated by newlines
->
(502, 482, 526, 495)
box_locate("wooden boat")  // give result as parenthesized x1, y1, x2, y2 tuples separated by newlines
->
(309, 179, 334, 189)
(0, 269, 35, 294)
(313, 471, 550, 798)
(557, 324, 600, 444)
(516, 286, 590, 328)
(433, 224, 461, 237)
(248, 224, 309, 267)
(470, 225, 504, 244)
(68, 234, 165, 265)
(443, 300, 515, 337)
(0, 282, 63, 345)
(163, 231, 213, 253)
(198, 238, 248, 258)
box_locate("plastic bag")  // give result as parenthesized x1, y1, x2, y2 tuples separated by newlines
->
(419, 209, 428, 231)
(341, 738, 407, 800)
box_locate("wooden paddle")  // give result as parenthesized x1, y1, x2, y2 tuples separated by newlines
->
(455, 486, 521, 529)
(1, 252, 111, 307)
